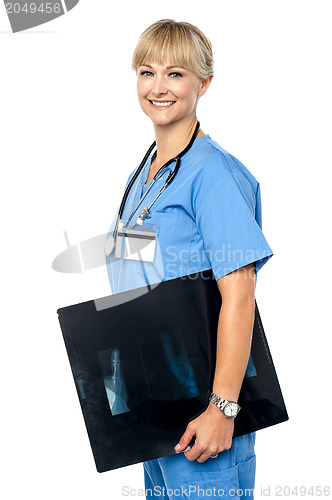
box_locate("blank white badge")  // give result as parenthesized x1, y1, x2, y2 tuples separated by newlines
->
(114, 222, 158, 263)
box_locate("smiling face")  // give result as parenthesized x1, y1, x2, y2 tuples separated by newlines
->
(136, 61, 211, 127)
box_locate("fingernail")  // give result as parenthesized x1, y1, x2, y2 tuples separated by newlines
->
(175, 443, 180, 450)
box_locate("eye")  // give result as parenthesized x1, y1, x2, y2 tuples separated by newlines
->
(140, 70, 153, 77)
(169, 72, 182, 78)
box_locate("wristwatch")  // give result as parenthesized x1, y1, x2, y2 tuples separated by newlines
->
(209, 392, 241, 418)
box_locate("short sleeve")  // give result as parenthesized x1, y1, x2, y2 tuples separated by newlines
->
(193, 164, 274, 281)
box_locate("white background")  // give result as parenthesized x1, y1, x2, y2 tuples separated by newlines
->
(1, 1, 331, 498)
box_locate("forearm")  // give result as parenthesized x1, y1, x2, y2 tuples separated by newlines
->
(212, 295, 255, 403)
(176, 278, 256, 459)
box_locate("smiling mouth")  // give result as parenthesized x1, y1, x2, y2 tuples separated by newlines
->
(148, 100, 176, 107)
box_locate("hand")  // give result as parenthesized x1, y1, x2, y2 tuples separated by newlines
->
(174, 402, 234, 463)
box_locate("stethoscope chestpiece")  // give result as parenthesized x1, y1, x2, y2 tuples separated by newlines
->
(138, 207, 152, 222)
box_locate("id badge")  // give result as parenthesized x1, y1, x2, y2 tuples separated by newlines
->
(114, 220, 158, 263)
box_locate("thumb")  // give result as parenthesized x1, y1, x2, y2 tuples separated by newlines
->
(174, 423, 196, 452)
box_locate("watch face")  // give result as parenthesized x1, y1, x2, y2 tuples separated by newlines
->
(224, 402, 238, 417)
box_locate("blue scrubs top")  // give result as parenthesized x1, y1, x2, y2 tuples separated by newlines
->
(105, 134, 273, 295)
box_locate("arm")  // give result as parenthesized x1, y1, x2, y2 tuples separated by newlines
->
(174, 262, 256, 462)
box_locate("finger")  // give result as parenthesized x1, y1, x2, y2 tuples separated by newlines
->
(183, 441, 206, 462)
(174, 424, 195, 452)
(196, 452, 213, 463)
(184, 449, 201, 462)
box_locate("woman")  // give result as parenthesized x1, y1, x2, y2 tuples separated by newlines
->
(106, 19, 273, 499)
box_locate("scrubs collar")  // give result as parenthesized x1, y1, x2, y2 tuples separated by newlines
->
(150, 134, 209, 182)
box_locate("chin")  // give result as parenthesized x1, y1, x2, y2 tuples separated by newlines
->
(143, 113, 175, 127)
(151, 117, 174, 125)
(148, 112, 182, 126)
(140, 104, 182, 126)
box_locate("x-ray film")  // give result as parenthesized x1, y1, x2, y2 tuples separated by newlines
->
(57, 269, 288, 472)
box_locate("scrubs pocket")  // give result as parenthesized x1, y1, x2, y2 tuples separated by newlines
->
(138, 214, 195, 281)
(190, 464, 240, 499)
(238, 455, 256, 494)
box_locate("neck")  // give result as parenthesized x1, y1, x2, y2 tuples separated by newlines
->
(152, 117, 204, 167)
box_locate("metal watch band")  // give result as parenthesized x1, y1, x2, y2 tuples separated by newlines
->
(209, 392, 229, 410)
(209, 392, 241, 418)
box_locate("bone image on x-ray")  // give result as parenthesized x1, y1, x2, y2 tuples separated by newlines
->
(103, 348, 130, 415)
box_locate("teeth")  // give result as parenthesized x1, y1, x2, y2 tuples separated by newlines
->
(151, 101, 175, 107)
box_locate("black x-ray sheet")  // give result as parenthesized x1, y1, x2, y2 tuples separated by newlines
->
(57, 269, 288, 472)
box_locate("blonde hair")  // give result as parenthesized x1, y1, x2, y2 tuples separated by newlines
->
(132, 19, 214, 81)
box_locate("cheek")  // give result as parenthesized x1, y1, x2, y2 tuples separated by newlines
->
(173, 82, 198, 102)
(137, 80, 148, 99)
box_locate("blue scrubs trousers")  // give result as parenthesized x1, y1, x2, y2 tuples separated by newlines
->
(143, 432, 256, 499)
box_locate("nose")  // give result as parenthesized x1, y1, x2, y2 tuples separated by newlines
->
(152, 74, 168, 97)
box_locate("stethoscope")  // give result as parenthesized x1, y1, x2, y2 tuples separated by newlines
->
(104, 120, 201, 256)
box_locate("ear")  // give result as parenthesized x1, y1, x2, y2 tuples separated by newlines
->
(198, 76, 213, 97)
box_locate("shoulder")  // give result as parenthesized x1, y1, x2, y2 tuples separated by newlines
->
(193, 135, 260, 213)
(195, 135, 259, 191)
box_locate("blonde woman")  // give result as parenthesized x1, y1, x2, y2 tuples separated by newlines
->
(106, 19, 273, 499)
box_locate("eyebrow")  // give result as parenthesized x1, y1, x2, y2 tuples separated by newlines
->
(141, 64, 184, 70)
